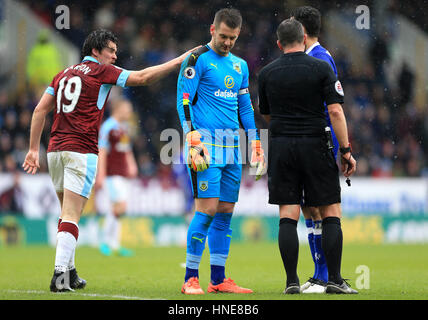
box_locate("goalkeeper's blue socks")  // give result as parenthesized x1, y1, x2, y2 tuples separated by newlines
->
(208, 212, 233, 285)
(185, 211, 213, 282)
(313, 220, 328, 283)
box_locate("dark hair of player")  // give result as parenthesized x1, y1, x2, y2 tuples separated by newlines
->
(81, 29, 118, 57)
(291, 6, 321, 38)
(276, 18, 304, 47)
(213, 8, 242, 29)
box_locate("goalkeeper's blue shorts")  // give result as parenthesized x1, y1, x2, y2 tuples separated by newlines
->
(186, 143, 242, 203)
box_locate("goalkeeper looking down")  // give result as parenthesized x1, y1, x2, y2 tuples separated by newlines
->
(176, 8, 264, 295)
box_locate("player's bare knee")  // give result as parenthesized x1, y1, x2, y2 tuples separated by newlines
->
(217, 201, 235, 214)
(195, 198, 218, 216)
(61, 190, 87, 223)
(302, 206, 322, 220)
(279, 204, 300, 220)
(198, 207, 217, 216)
(319, 203, 342, 220)
(60, 208, 81, 224)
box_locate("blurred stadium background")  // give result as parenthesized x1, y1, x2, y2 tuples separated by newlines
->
(0, 0, 427, 250)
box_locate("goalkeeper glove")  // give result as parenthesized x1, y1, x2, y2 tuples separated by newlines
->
(250, 140, 265, 181)
(186, 130, 210, 172)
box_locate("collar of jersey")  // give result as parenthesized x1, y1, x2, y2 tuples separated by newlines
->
(305, 41, 320, 55)
(206, 43, 230, 58)
(82, 56, 101, 64)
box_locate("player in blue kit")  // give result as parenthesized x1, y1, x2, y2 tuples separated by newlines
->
(177, 8, 265, 295)
(292, 6, 341, 293)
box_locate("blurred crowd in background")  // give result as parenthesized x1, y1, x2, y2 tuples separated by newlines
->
(0, 0, 427, 184)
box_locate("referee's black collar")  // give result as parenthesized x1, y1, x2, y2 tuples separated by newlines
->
(282, 51, 306, 57)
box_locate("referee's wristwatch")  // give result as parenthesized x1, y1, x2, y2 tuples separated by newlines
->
(339, 143, 352, 155)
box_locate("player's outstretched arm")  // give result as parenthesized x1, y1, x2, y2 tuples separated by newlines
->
(125, 46, 201, 87)
(22, 92, 55, 174)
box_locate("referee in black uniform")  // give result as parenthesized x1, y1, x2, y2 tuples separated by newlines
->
(258, 18, 357, 294)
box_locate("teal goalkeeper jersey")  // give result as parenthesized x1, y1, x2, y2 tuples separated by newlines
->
(177, 44, 258, 146)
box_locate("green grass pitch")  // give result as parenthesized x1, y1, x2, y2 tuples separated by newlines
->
(0, 242, 427, 300)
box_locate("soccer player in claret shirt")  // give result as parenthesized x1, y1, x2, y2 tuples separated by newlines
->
(291, 6, 342, 293)
(22, 29, 198, 292)
(95, 98, 137, 257)
(177, 8, 265, 295)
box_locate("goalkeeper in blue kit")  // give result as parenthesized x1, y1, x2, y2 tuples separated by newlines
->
(177, 8, 265, 294)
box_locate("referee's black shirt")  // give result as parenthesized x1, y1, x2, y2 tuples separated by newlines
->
(257, 51, 344, 137)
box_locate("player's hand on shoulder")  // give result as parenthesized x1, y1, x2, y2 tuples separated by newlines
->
(22, 150, 40, 175)
(177, 45, 203, 64)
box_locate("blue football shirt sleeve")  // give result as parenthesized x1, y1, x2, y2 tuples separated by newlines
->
(45, 86, 55, 96)
(313, 51, 338, 77)
(177, 54, 203, 135)
(237, 61, 259, 141)
(116, 69, 131, 88)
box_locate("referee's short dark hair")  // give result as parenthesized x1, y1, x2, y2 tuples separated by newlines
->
(82, 29, 118, 57)
(213, 8, 242, 29)
(291, 6, 321, 38)
(276, 18, 304, 47)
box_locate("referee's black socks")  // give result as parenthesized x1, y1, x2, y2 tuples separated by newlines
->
(321, 217, 343, 284)
(278, 218, 299, 287)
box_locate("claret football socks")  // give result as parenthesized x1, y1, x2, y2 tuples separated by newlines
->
(51, 220, 81, 292)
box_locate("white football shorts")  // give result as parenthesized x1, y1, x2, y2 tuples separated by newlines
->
(47, 151, 98, 199)
(105, 175, 129, 203)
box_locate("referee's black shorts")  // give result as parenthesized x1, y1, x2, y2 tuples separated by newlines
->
(267, 136, 341, 207)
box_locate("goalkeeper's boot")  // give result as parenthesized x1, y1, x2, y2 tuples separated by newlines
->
(69, 268, 86, 290)
(49, 270, 74, 293)
(325, 279, 358, 294)
(181, 277, 204, 295)
(207, 278, 253, 294)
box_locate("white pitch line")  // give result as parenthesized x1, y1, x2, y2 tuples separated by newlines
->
(4, 289, 165, 300)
